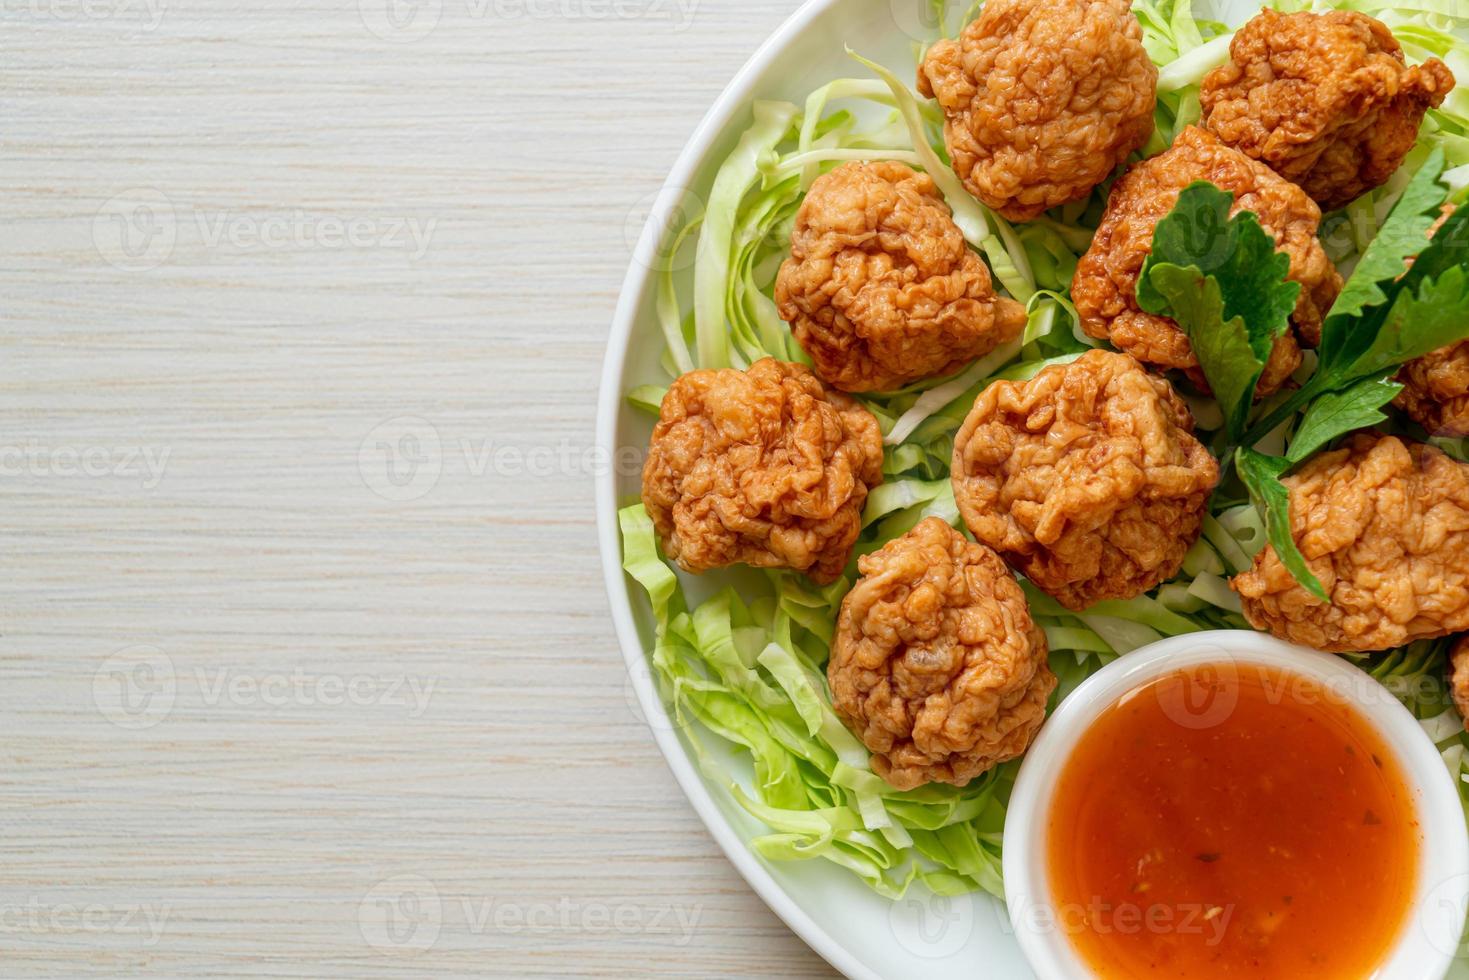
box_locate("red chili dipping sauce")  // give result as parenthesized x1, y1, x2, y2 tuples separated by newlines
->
(1046, 664, 1420, 978)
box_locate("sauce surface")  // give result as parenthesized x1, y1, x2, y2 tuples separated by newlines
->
(1047, 664, 1420, 979)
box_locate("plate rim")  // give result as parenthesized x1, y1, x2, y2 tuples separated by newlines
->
(594, 0, 878, 977)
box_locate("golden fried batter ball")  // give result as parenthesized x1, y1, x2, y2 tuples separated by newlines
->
(641, 358, 883, 585)
(1397, 340, 1469, 438)
(773, 161, 1027, 394)
(1200, 9, 1455, 211)
(916, 0, 1156, 221)
(1449, 636, 1469, 732)
(1073, 126, 1342, 396)
(951, 350, 1219, 611)
(1234, 434, 1469, 653)
(827, 517, 1055, 790)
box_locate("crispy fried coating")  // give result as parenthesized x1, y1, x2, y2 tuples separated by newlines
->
(1234, 434, 1469, 653)
(1450, 636, 1469, 731)
(951, 350, 1219, 611)
(916, 0, 1156, 221)
(1397, 340, 1469, 438)
(773, 161, 1026, 393)
(827, 517, 1055, 790)
(1073, 126, 1342, 396)
(641, 358, 883, 585)
(1200, 9, 1454, 211)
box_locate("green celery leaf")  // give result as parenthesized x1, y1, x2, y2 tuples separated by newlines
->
(1318, 198, 1469, 382)
(1251, 201, 1469, 447)
(1326, 147, 1449, 328)
(1146, 265, 1260, 441)
(1348, 265, 1469, 380)
(1138, 182, 1299, 442)
(1138, 182, 1299, 343)
(1286, 374, 1403, 463)
(1235, 448, 1328, 602)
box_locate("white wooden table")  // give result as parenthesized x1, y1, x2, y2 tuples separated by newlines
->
(0, 1, 837, 974)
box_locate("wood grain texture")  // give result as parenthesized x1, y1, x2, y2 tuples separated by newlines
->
(0, 0, 838, 975)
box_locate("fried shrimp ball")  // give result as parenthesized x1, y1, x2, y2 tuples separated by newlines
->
(641, 358, 883, 585)
(773, 161, 1026, 393)
(951, 350, 1220, 611)
(1073, 126, 1342, 396)
(916, 0, 1156, 221)
(1233, 434, 1469, 653)
(1450, 636, 1469, 732)
(827, 517, 1055, 790)
(1397, 340, 1469, 438)
(1200, 9, 1455, 211)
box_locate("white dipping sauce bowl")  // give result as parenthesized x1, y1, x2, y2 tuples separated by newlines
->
(1003, 629, 1469, 980)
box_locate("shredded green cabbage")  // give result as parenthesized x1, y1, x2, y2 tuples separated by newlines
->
(619, 0, 1469, 905)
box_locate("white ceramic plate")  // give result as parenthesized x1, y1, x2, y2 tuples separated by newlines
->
(594, 2, 1457, 978)
(596, 5, 1022, 976)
